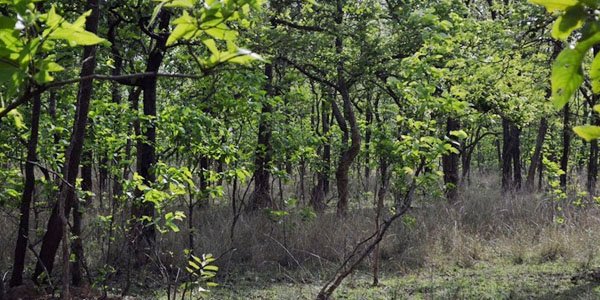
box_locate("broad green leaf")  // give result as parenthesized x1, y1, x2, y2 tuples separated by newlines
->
(33, 70, 53, 84)
(49, 27, 109, 46)
(449, 130, 468, 139)
(72, 10, 92, 28)
(551, 5, 585, 40)
(552, 49, 585, 108)
(590, 52, 600, 93)
(552, 23, 600, 108)
(573, 125, 600, 141)
(594, 104, 600, 113)
(164, 0, 197, 8)
(166, 11, 197, 46)
(529, 0, 580, 13)
(203, 38, 219, 55)
(204, 24, 238, 40)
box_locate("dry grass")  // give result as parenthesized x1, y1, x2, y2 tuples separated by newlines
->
(3, 172, 600, 297)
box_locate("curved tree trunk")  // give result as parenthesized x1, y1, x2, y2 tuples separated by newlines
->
(10, 91, 41, 287)
(33, 1, 100, 290)
(334, 0, 360, 217)
(526, 118, 548, 191)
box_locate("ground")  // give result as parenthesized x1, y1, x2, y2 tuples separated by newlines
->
(207, 262, 600, 299)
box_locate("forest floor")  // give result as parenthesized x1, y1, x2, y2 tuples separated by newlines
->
(209, 261, 600, 299)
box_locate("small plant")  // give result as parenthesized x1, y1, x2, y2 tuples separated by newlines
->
(181, 253, 219, 298)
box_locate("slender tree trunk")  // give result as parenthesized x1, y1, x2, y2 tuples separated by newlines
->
(501, 118, 513, 190)
(588, 113, 600, 194)
(512, 124, 522, 189)
(33, 2, 100, 293)
(248, 64, 275, 210)
(560, 104, 570, 189)
(10, 91, 41, 287)
(71, 152, 92, 287)
(310, 97, 331, 211)
(442, 117, 460, 203)
(526, 118, 548, 191)
(372, 157, 388, 286)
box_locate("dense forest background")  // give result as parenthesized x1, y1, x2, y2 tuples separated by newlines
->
(2, 0, 600, 299)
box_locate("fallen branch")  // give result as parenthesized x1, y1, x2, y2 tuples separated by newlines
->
(316, 160, 426, 300)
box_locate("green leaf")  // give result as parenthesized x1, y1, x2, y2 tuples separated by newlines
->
(594, 104, 600, 113)
(551, 5, 585, 41)
(203, 38, 219, 55)
(573, 125, 600, 141)
(203, 265, 219, 272)
(204, 24, 237, 41)
(164, 0, 197, 8)
(529, 0, 580, 13)
(550, 21, 600, 110)
(590, 52, 600, 93)
(49, 27, 110, 46)
(449, 130, 468, 139)
(166, 11, 197, 46)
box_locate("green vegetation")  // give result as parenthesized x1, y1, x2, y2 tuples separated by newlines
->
(4, 0, 600, 299)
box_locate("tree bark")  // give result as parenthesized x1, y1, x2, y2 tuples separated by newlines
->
(132, 10, 171, 249)
(310, 96, 331, 212)
(511, 124, 522, 189)
(33, 2, 100, 298)
(560, 104, 570, 189)
(526, 118, 548, 191)
(334, 0, 360, 217)
(501, 117, 513, 190)
(248, 64, 275, 210)
(442, 117, 460, 203)
(10, 91, 41, 287)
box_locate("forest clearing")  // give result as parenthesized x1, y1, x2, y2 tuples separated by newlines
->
(3, 0, 600, 299)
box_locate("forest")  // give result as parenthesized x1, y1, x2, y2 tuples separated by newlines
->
(3, 0, 600, 299)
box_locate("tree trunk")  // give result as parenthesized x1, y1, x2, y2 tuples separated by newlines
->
(33, 1, 100, 292)
(560, 104, 570, 189)
(511, 124, 522, 189)
(588, 113, 600, 194)
(372, 157, 389, 286)
(71, 152, 92, 287)
(526, 118, 548, 191)
(334, 0, 360, 217)
(501, 117, 513, 190)
(442, 117, 460, 203)
(248, 64, 275, 210)
(132, 10, 171, 249)
(310, 96, 331, 211)
(10, 91, 41, 287)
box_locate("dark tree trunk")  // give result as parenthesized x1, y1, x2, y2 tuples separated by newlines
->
(33, 0, 100, 288)
(132, 10, 170, 248)
(526, 118, 548, 191)
(248, 64, 275, 210)
(310, 97, 331, 212)
(588, 113, 600, 194)
(372, 157, 389, 286)
(71, 151, 92, 287)
(364, 100, 373, 190)
(560, 104, 570, 189)
(442, 118, 460, 203)
(334, 0, 360, 217)
(501, 118, 513, 190)
(511, 124, 522, 189)
(10, 91, 41, 287)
